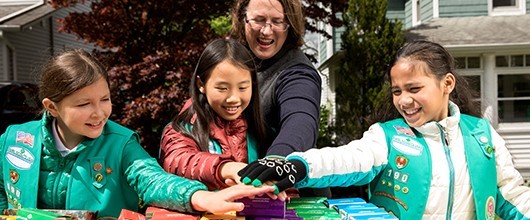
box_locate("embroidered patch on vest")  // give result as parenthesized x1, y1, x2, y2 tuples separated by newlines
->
(385, 169, 409, 184)
(486, 196, 495, 220)
(395, 155, 408, 169)
(9, 169, 19, 184)
(6, 146, 35, 170)
(393, 125, 415, 137)
(6, 183, 22, 201)
(390, 136, 423, 156)
(15, 131, 34, 147)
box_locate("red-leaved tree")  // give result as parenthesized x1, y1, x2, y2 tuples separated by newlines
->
(48, 0, 347, 156)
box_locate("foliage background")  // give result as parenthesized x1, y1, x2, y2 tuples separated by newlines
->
(329, 0, 405, 145)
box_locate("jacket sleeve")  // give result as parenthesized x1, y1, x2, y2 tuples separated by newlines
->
(492, 125, 530, 219)
(121, 135, 208, 213)
(266, 65, 322, 156)
(287, 123, 389, 189)
(0, 132, 7, 209)
(159, 124, 234, 190)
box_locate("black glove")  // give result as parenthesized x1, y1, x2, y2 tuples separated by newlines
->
(238, 158, 307, 194)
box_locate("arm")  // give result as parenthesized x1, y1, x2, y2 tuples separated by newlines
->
(492, 126, 530, 219)
(266, 65, 322, 156)
(123, 136, 207, 213)
(159, 124, 234, 190)
(190, 184, 276, 214)
(240, 124, 389, 192)
(288, 123, 389, 188)
(123, 136, 276, 214)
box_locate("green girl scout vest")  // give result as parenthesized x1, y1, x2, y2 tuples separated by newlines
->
(370, 114, 497, 220)
(2, 120, 140, 217)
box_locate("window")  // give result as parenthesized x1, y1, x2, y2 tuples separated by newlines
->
(455, 56, 482, 106)
(489, 0, 525, 16)
(464, 75, 481, 99)
(496, 54, 530, 67)
(455, 56, 481, 69)
(498, 74, 530, 122)
(493, 0, 516, 7)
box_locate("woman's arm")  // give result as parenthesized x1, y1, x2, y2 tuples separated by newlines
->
(266, 65, 322, 156)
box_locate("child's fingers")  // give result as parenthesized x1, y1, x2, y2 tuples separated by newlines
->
(250, 167, 280, 187)
(225, 178, 237, 186)
(238, 164, 269, 185)
(209, 202, 245, 214)
(272, 177, 296, 194)
(276, 191, 288, 201)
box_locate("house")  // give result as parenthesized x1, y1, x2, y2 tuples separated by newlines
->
(318, 0, 530, 181)
(0, 0, 93, 83)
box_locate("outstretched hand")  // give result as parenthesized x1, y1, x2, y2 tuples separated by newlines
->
(190, 184, 276, 214)
(238, 158, 307, 194)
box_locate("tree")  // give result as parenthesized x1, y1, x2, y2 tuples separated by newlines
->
(333, 0, 405, 145)
(48, 0, 348, 156)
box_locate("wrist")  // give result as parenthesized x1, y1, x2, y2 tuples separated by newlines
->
(289, 159, 307, 182)
(190, 190, 209, 212)
(265, 155, 286, 160)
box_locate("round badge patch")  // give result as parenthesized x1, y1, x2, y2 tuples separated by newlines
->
(9, 169, 19, 184)
(485, 196, 495, 220)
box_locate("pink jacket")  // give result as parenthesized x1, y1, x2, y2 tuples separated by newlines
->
(159, 101, 248, 190)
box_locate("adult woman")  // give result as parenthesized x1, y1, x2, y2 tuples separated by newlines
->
(231, 0, 329, 197)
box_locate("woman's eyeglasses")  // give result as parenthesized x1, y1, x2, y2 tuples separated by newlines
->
(244, 18, 290, 32)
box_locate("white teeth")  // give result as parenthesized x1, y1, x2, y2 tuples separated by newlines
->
(405, 109, 419, 115)
(89, 121, 101, 126)
(226, 107, 238, 111)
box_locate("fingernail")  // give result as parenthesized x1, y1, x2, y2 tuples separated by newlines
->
(273, 185, 279, 194)
(251, 179, 262, 187)
(242, 177, 251, 184)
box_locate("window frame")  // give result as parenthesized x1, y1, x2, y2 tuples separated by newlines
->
(488, 0, 526, 16)
(494, 54, 530, 124)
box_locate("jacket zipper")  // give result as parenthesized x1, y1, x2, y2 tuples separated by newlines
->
(437, 123, 455, 220)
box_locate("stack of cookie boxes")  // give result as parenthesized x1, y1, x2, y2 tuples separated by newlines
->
(324, 198, 397, 220)
(236, 195, 397, 219)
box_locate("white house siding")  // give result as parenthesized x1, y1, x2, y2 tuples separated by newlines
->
(404, 0, 413, 28)
(439, 0, 487, 17)
(419, 0, 434, 23)
(3, 2, 93, 83)
(51, 3, 93, 53)
(498, 125, 530, 182)
(4, 20, 51, 83)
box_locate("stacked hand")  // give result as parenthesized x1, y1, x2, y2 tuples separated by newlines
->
(238, 158, 307, 194)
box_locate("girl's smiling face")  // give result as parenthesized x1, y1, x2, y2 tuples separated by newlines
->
(43, 77, 111, 148)
(200, 60, 252, 121)
(390, 58, 455, 127)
